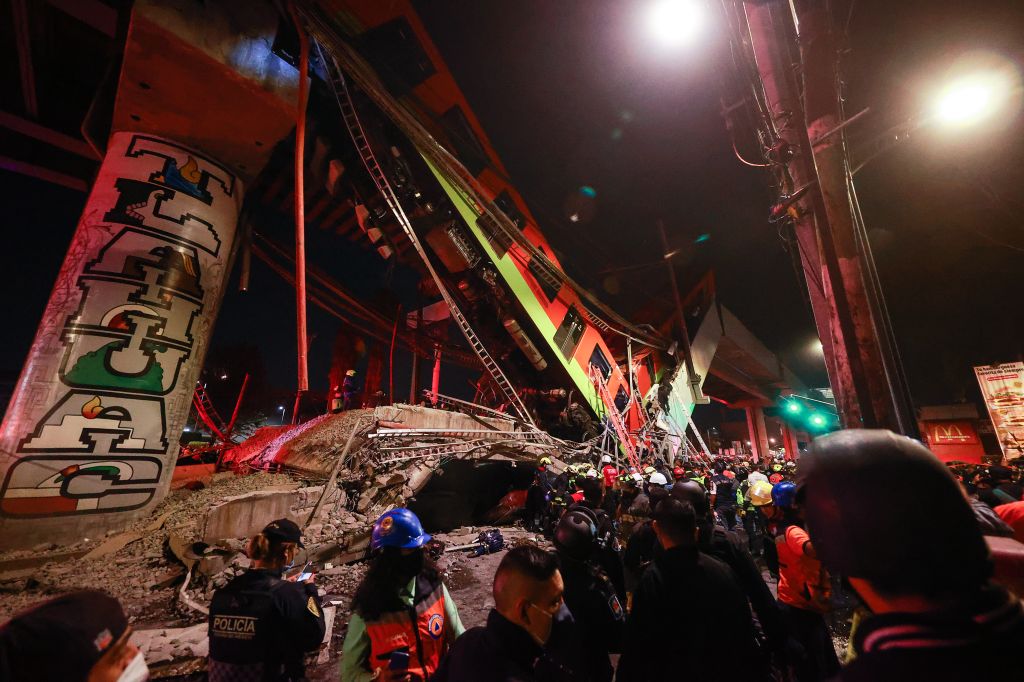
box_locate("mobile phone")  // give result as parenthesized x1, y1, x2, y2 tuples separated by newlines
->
(297, 571, 314, 582)
(388, 650, 410, 671)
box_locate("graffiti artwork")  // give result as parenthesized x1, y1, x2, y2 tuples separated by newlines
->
(0, 133, 241, 521)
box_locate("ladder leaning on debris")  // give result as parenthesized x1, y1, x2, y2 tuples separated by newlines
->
(589, 365, 640, 470)
(318, 43, 535, 428)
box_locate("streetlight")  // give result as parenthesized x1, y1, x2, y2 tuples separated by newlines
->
(645, 0, 705, 49)
(277, 405, 285, 425)
(932, 72, 1015, 128)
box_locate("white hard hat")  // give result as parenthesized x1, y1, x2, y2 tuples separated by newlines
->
(586, 469, 599, 479)
(632, 472, 644, 483)
(601, 454, 612, 464)
(649, 472, 669, 487)
(748, 471, 769, 484)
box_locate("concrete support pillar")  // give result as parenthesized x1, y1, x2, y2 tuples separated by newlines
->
(0, 132, 241, 548)
(745, 406, 771, 463)
(782, 423, 800, 461)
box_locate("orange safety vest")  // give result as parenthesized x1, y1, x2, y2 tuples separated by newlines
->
(365, 576, 448, 679)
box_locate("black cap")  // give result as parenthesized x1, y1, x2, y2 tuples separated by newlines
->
(800, 430, 990, 593)
(0, 591, 128, 681)
(670, 481, 709, 516)
(262, 518, 304, 547)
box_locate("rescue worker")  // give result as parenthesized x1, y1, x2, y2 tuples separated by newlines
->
(800, 430, 1024, 681)
(342, 369, 359, 410)
(552, 510, 625, 682)
(599, 454, 617, 490)
(0, 591, 148, 682)
(342, 509, 464, 681)
(747, 480, 778, 575)
(735, 468, 762, 554)
(208, 519, 326, 681)
(766, 481, 838, 682)
(526, 457, 556, 532)
(617, 500, 764, 681)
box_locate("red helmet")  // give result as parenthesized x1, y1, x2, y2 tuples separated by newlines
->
(673, 467, 685, 479)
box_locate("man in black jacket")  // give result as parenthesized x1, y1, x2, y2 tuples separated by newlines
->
(434, 545, 577, 682)
(553, 509, 625, 682)
(670, 481, 789, 661)
(617, 500, 764, 681)
(800, 430, 1024, 681)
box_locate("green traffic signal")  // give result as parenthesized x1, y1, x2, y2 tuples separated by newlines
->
(785, 400, 802, 414)
(809, 414, 827, 428)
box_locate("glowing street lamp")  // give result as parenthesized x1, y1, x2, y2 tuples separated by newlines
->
(932, 72, 1015, 128)
(645, 0, 705, 49)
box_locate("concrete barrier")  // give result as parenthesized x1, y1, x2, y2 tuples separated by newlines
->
(202, 487, 299, 543)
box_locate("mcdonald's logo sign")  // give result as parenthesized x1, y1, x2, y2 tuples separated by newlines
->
(930, 421, 977, 444)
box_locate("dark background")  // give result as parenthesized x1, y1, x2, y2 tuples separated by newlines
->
(2, 0, 1023, 417)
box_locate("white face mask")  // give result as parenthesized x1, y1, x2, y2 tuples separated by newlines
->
(117, 652, 149, 682)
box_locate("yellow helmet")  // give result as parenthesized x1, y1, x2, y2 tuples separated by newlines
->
(539, 457, 552, 466)
(746, 480, 774, 507)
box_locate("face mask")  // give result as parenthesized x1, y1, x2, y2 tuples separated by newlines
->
(525, 601, 559, 646)
(394, 549, 424, 581)
(117, 652, 149, 682)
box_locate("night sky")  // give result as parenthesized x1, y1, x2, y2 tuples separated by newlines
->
(3, 0, 1024, 414)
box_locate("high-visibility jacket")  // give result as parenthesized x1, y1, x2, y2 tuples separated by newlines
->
(365, 575, 448, 679)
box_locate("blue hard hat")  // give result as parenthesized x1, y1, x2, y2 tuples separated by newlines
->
(772, 480, 798, 509)
(371, 508, 432, 551)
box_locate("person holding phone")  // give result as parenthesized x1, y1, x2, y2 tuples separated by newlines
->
(207, 518, 326, 681)
(341, 508, 464, 681)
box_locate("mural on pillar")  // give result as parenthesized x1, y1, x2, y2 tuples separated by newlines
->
(0, 134, 240, 518)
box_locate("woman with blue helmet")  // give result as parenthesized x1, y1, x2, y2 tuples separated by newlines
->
(341, 508, 464, 681)
(766, 480, 839, 682)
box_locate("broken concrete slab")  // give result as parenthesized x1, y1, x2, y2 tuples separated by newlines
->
(82, 531, 143, 561)
(203, 489, 300, 543)
(374, 404, 514, 432)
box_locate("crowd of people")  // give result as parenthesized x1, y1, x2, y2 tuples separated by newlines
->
(2, 430, 1023, 681)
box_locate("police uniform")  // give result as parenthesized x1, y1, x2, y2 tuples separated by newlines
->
(558, 557, 625, 682)
(208, 568, 326, 681)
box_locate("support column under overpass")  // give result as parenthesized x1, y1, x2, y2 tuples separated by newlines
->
(0, 132, 242, 547)
(782, 423, 800, 461)
(745, 406, 771, 463)
(0, 0, 298, 549)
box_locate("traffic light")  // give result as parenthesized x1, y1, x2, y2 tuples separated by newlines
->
(776, 394, 838, 435)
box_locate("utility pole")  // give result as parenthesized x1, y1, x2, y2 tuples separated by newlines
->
(738, 0, 916, 434)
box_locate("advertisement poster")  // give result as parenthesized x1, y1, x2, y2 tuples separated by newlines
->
(974, 362, 1024, 462)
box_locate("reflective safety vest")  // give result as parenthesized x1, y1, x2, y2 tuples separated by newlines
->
(365, 575, 448, 679)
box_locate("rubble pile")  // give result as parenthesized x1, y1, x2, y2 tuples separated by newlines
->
(0, 471, 299, 623)
(0, 403, 586, 677)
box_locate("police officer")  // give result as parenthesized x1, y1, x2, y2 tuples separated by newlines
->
(553, 509, 625, 682)
(208, 518, 326, 681)
(341, 509, 464, 681)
